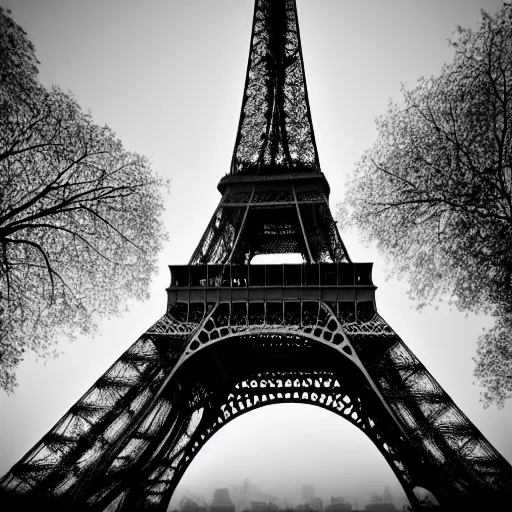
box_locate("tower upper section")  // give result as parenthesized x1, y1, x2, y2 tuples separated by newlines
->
(229, 0, 320, 176)
(194, 0, 347, 264)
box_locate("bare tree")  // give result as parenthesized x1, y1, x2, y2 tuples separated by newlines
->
(0, 8, 169, 392)
(340, 5, 512, 407)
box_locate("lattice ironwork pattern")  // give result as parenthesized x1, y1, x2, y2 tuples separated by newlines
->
(0, 310, 193, 510)
(230, 0, 319, 175)
(346, 324, 512, 504)
(3, 301, 512, 510)
(124, 368, 416, 511)
(189, 205, 247, 264)
(190, 182, 350, 264)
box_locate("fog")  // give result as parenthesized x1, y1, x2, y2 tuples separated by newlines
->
(170, 404, 408, 510)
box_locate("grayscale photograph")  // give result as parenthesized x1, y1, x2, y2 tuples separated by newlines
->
(1, 0, 511, 510)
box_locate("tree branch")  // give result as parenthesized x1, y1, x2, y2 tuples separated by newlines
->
(2, 223, 119, 264)
(370, 158, 418, 191)
(79, 204, 145, 252)
(4, 237, 57, 302)
(0, 153, 92, 225)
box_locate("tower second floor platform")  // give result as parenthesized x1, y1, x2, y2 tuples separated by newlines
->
(167, 263, 376, 308)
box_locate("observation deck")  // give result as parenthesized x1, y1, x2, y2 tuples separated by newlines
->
(167, 263, 376, 321)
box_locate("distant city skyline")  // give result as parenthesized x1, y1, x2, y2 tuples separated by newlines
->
(168, 479, 409, 512)
(170, 479, 408, 511)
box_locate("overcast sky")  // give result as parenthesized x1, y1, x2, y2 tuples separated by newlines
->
(0, 0, 511, 509)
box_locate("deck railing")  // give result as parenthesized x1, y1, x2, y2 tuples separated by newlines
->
(168, 263, 373, 289)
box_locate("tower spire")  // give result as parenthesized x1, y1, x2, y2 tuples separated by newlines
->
(191, 2, 349, 265)
(230, 0, 320, 175)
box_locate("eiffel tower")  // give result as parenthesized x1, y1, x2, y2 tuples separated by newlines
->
(2, 1, 512, 510)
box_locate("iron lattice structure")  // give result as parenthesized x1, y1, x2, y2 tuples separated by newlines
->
(2, 1, 512, 510)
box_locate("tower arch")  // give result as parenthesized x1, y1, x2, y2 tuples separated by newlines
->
(105, 333, 422, 511)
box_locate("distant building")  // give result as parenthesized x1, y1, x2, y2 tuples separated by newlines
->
(364, 486, 398, 512)
(250, 501, 280, 512)
(230, 480, 279, 512)
(308, 497, 323, 512)
(211, 488, 236, 512)
(179, 497, 208, 512)
(324, 497, 351, 512)
(251, 501, 267, 512)
(302, 485, 315, 504)
(364, 503, 397, 512)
